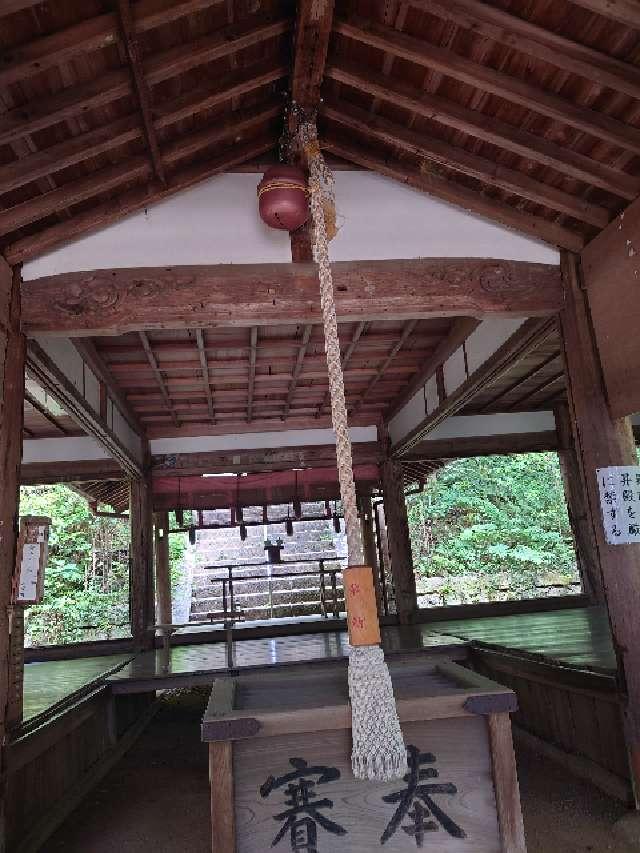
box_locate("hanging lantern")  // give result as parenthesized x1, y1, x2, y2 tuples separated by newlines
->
(285, 517, 294, 537)
(175, 508, 184, 527)
(257, 165, 309, 231)
(239, 522, 247, 542)
(188, 525, 196, 545)
(333, 512, 341, 534)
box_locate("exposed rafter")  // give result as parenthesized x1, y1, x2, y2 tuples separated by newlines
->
(323, 137, 585, 251)
(283, 324, 313, 419)
(479, 351, 562, 412)
(116, 0, 165, 183)
(138, 332, 179, 428)
(291, 0, 335, 110)
(568, 0, 640, 28)
(316, 320, 367, 417)
(195, 329, 215, 423)
(23, 389, 68, 436)
(325, 61, 639, 201)
(247, 327, 258, 423)
(322, 99, 610, 228)
(351, 320, 418, 416)
(335, 18, 640, 155)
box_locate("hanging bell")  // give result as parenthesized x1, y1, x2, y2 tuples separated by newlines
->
(257, 165, 309, 231)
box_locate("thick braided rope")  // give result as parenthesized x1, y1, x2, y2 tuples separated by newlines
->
(301, 124, 363, 567)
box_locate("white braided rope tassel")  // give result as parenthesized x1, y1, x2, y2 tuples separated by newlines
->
(299, 121, 407, 781)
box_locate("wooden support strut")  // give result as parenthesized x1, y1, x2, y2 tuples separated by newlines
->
(559, 251, 640, 804)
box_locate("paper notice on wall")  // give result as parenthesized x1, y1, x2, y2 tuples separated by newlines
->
(16, 542, 41, 602)
(597, 466, 640, 545)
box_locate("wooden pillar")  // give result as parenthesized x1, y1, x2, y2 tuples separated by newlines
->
(0, 261, 25, 850)
(381, 459, 417, 624)
(560, 251, 640, 801)
(374, 502, 392, 616)
(359, 492, 383, 617)
(154, 511, 172, 626)
(554, 400, 605, 604)
(129, 472, 154, 650)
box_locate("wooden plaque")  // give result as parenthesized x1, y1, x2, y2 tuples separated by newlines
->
(13, 515, 50, 605)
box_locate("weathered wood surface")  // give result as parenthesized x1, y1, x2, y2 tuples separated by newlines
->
(154, 512, 172, 628)
(0, 261, 24, 850)
(233, 717, 503, 852)
(210, 741, 236, 853)
(21, 259, 563, 336)
(581, 204, 640, 419)
(130, 475, 154, 651)
(560, 252, 640, 801)
(487, 713, 526, 853)
(20, 458, 124, 486)
(381, 460, 418, 625)
(290, 0, 334, 110)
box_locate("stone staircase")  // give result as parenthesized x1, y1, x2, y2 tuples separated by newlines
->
(189, 506, 347, 622)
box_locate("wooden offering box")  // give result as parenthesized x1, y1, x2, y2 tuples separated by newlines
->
(202, 659, 526, 853)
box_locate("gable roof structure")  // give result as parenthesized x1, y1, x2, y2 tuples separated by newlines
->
(2, 0, 640, 263)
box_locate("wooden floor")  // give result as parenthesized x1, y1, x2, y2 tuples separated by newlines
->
(431, 606, 616, 673)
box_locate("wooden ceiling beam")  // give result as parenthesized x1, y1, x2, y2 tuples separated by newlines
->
(506, 370, 565, 411)
(322, 99, 610, 228)
(568, 0, 640, 29)
(247, 326, 258, 423)
(22, 259, 562, 336)
(4, 136, 276, 265)
(23, 389, 69, 436)
(116, 0, 165, 184)
(326, 62, 639, 202)
(385, 317, 480, 420)
(283, 324, 313, 419)
(195, 329, 215, 423)
(478, 350, 562, 412)
(71, 337, 144, 435)
(335, 18, 640, 156)
(0, 20, 288, 147)
(351, 320, 418, 415)
(138, 332, 179, 428)
(0, 0, 222, 89)
(323, 137, 585, 251)
(291, 0, 335, 110)
(0, 102, 279, 237)
(392, 318, 557, 456)
(414, 0, 640, 100)
(20, 459, 124, 486)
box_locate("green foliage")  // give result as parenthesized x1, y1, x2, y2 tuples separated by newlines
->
(20, 485, 131, 646)
(406, 453, 579, 604)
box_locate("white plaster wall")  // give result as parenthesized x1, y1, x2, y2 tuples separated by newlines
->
(150, 425, 378, 455)
(23, 172, 559, 279)
(443, 346, 467, 397)
(22, 436, 113, 464)
(424, 412, 556, 441)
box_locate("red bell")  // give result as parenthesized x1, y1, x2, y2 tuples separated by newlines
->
(257, 165, 309, 232)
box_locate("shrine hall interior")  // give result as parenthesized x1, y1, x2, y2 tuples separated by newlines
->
(3, 1, 640, 852)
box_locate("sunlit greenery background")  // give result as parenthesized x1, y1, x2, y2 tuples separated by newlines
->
(20, 452, 580, 644)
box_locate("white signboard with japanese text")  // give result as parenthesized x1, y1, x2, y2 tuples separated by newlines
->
(13, 516, 50, 604)
(597, 466, 640, 545)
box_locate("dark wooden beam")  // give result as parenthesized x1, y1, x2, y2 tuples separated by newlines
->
(23, 389, 68, 436)
(506, 370, 565, 411)
(322, 99, 610, 228)
(386, 318, 480, 420)
(0, 102, 279, 238)
(26, 341, 143, 477)
(0, 21, 288, 147)
(416, 0, 640, 100)
(559, 250, 640, 801)
(404, 429, 559, 460)
(20, 459, 124, 486)
(323, 137, 585, 252)
(283, 324, 313, 419)
(154, 511, 172, 627)
(247, 327, 258, 423)
(351, 320, 418, 415)
(392, 318, 557, 455)
(152, 441, 382, 477)
(22, 258, 563, 336)
(116, 0, 165, 183)
(325, 61, 639, 202)
(568, 0, 640, 28)
(71, 337, 144, 435)
(5, 136, 275, 265)
(479, 351, 561, 412)
(130, 472, 154, 651)
(316, 321, 366, 417)
(138, 332, 179, 428)
(291, 0, 335, 110)
(335, 18, 640, 155)
(0, 0, 220, 88)
(581, 201, 640, 419)
(381, 459, 417, 624)
(195, 329, 215, 423)
(0, 262, 26, 829)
